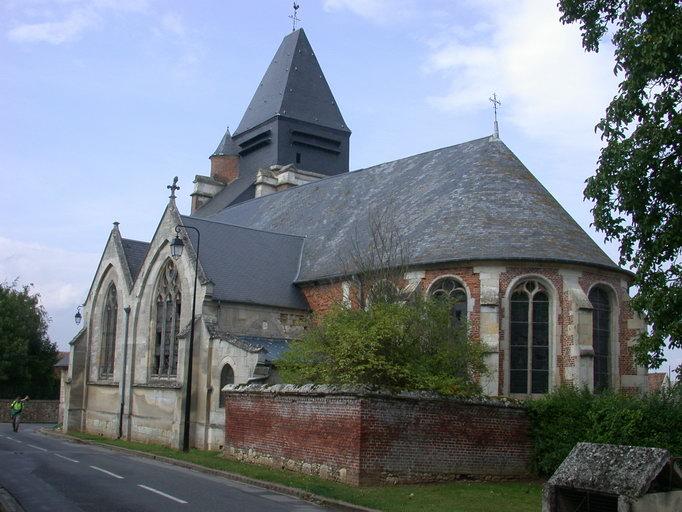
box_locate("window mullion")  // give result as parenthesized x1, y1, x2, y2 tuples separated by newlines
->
(160, 298, 168, 376)
(169, 298, 176, 375)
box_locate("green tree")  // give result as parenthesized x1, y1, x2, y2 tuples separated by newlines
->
(558, 0, 682, 369)
(278, 297, 487, 396)
(0, 281, 59, 399)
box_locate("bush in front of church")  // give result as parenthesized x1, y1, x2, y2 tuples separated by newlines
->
(278, 297, 487, 396)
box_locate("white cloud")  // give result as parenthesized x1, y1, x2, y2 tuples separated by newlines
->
(5, 0, 151, 45)
(7, 6, 99, 44)
(323, 0, 416, 24)
(424, 0, 618, 148)
(0, 237, 98, 312)
(160, 11, 185, 37)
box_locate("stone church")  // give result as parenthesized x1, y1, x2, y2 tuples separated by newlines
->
(63, 28, 648, 450)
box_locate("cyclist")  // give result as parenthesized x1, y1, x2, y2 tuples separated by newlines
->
(10, 396, 28, 432)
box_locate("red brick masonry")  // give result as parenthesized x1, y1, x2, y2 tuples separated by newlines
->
(223, 385, 531, 485)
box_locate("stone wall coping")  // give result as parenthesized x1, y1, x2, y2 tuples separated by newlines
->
(222, 383, 525, 409)
(134, 381, 183, 390)
(0, 398, 60, 403)
(86, 380, 120, 387)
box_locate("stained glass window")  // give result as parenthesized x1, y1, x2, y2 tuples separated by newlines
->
(429, 277, 468, 325)
(153, 261, 181, 377)
(100, 284, 117, 378)
(589, 287, 611, 392)
(510, 280, 549, 394)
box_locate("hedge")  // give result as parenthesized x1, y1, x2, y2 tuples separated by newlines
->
(526, 385, 682, 476)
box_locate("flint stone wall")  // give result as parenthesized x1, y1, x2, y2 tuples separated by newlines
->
(0, 399, 59, 423)
(223, 384, 532, 485)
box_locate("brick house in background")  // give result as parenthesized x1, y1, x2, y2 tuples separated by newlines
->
(64, 28, 648, 450)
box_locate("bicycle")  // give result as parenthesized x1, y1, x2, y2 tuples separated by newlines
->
(11, 412, 21, 432)
(9, 396, 28, 432)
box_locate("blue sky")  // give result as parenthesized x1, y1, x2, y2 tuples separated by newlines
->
(0, 0, 679, 376)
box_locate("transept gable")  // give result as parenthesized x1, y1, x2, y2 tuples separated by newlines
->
(83, 222, 135, 313)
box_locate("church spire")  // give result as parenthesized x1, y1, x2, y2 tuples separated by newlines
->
(234, 28, 349, 137)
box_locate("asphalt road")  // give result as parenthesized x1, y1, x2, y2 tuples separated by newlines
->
(0, 424, 328, 512)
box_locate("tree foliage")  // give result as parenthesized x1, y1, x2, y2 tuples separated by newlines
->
(558, 1, 682, 370)
(278, 297, 487, 396)
(0, 281, 59, 399)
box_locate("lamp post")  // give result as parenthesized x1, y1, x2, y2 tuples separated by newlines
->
(170, 224, 200, 452)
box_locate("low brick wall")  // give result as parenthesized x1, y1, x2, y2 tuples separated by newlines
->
(0, 399, 59, 423)
(223, 385, 532, 485)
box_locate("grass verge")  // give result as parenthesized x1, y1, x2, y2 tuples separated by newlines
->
(67, 431, 542, 512)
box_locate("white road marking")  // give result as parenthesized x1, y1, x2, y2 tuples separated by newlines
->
(5, 437, 22, 443)
(27, 443, 48, 452)
(89, 465, 124, 479)
(55, 453, 79, 463)
(138, 485, 188, 504)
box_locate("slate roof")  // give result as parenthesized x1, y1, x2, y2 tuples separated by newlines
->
(203, 136, 621, 283)
(547, 442, 679, 499)
(193, 174, 257, 218)
(180, 215, 307, 310)
(211, 127, 239, 157)
(203, 321, 290, 362)
(234, 28, 349, 136)
(54, 352, 69, 368)
(120, 238, 149, 281)
(238, 336, 289, 363)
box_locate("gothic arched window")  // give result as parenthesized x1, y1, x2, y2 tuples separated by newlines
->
(510, 280, 549, 394)
(429, 277, 468, 325)
(100, 283, 117, 378)
(218, 364, 234, 408)
(153, 261, 181, 377)
(589, 287, 611, 392)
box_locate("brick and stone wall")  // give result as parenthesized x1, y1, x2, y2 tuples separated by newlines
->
(223, 385, 531, 485)
(0, 399, 59, 423)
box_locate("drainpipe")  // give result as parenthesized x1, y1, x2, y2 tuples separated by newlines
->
(118, 306, 131, 439)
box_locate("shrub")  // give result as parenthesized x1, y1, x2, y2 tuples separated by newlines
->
(278, 297, 487, 396)
(527, 385, 682, 476)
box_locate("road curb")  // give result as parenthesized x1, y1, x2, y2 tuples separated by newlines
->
(0, 487, 24, 512)
(40, 429, 379, 512)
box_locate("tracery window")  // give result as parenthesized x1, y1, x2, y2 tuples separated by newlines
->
(153, 261, 181, 377)
(218, 364, 234, 408)
(429, 277, 468, 324)
(510, 280, 549, 394)
(100, 283, 117, 378)
(367, 279, 401, 306)
(589, 287, 611, 392)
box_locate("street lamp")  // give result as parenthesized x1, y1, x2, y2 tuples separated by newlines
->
(74, 305, 83, 325)
(171, 224, 200, 452)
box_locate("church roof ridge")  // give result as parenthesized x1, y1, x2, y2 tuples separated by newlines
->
(234, 28, 349, 136)
(179, 213, 306, 240)
(120, 236, 149, 245)
(213, 134, 496, 214)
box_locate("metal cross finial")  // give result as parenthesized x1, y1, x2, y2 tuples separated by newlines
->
(289, 2, 301, 31)
(489, 93, 501, 138)
(167, 176, 180, 199)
